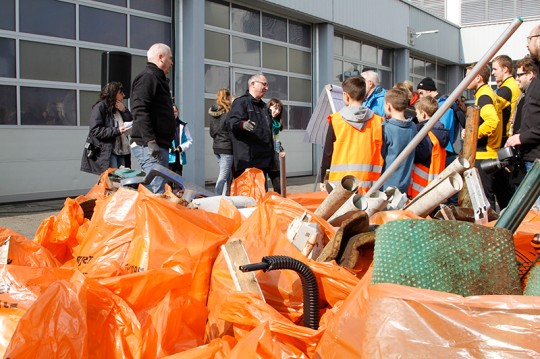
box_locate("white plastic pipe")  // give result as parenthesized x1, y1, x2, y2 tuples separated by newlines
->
(405, 172, 463, 217)
(314, 175, 360, 220)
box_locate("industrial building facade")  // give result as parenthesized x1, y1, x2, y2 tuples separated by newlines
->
(0, 0, 537, 202)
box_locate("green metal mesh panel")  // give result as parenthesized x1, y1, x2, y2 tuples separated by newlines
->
(524, 264, 540, 296)
(372, 219, 522, 296)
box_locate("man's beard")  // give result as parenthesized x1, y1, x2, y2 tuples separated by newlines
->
(531, 52, 539, 63)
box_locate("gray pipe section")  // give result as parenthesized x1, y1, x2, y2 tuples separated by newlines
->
(365, 17, 523, 197)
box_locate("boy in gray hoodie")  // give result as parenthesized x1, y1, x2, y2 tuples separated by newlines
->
(320, 76, 385, 194)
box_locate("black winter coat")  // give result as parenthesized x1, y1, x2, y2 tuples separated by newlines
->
(226, 93, 274, 172)
(518, 61, 540, 162)
(130, 63, 175, 149)
(80, 101, 132, 175)
(209, 104, 232, 155)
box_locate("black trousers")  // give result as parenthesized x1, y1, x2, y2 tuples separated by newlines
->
(475, 159, 514, 211)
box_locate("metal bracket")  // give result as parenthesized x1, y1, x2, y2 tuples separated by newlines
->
(464, 168, 490, 224)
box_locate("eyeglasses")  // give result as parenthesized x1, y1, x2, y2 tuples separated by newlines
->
(516, 72, 528, 78)
(527, 34, 540, 43)
(254, 80, 268, 87)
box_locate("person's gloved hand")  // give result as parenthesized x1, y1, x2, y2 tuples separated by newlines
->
(147, 140, 161, 161)
(241, 120, 256, 132)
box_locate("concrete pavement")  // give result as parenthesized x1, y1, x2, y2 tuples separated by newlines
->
(0, 175, 318, 239)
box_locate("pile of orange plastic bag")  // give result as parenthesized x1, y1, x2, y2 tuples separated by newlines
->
(1, 168, 540, 358)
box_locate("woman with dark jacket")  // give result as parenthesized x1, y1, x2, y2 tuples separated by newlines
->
(209, 88, 233, 195)
(80, 81, 132, 175)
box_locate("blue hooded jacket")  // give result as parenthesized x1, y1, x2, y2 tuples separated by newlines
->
(362, 85, 387, 118)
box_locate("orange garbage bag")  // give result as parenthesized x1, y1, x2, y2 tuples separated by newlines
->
(124, 186, 237, 304)
(206, 194, 360, 341)
(84, 168, 117, 199)
(286, 191, 327, 213)
(217, 197, 245, 231)
(316, 267, 540, 358)
(0, 265, 75, 357)
(0, 227, 59, 267)
(74, 187, 139, 278)
(163, 336, 237, 359)
(99, 262, 208, 357)
(34, 197, 88, 264)
(369, 209, 423, 225)
(4, 269, 142, 358)
(230, 168, 267, 203)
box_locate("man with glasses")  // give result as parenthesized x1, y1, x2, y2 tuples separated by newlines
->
(506, 26, 540, 209)
(509, 56, 536, 135)
(227, 73, 275, 183)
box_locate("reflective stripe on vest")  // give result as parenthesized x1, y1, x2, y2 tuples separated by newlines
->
(328, 112, 384, 194)
(409, 131, 446, 198)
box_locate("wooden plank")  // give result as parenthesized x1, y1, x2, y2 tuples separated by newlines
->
(221, 239, 265, 301)
(458, 105, 480, 207)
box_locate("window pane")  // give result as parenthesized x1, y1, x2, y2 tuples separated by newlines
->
(80, 48, 102, 85)
(205, 64, 230, 94)
(0, 0, 15, 30)
(343, 62, 360, 80)
(361, 43, 377, 63)
(94, 0, 126, 6)
(289, 105, 311, 130)
(20, 41, 76, 82)
(379, 70, 392, 90)
(131, 55, 148, 81)
(334, 35, 343, 56)
(205, 98, 215, 127)
(437, 65, 447, 80)
(281, 106, 288, 130)
(20, 0, 75, 39)
(21, 87, 76, 126)
(289, 49, 311, 75)
(80, 7, 126, 47)
(426, 62, 436, 78)
(343, 38, 360, 59)
(333, 59, 343, 84)
(131, 0, 171, 16)
(379, 48, 392, 67)
(131, 16, 171, 51)
(265, 73, 287, 100)
(80, 90, 100, 126)
(0, 86, 17, 125)
(262, 12, 287, 42)
(232, 36, 260, 67)
(231, 4, 259, 36)
(413, 59, 425, 76)
(0, 38, 16, 78)
(263, 43, 287, 71)
(234, 73, 251, 97)
(205, 0, 230, 29)
(289, 21, 311, 48)
(205, 31, 230, 62)
(289, 77, 311, 103)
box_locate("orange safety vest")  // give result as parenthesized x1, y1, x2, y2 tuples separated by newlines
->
(328, 112, 384, 194)
(409, 131, 446, 198)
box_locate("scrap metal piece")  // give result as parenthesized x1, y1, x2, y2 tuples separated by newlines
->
(463, 168, 490, 224)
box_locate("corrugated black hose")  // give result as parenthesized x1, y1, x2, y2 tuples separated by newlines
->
(239, 255, 319, 330)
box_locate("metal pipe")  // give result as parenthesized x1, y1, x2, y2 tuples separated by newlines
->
(495, 159, 540, 232)
(365, 17, 523, 197)
(279, 151, 287, 197)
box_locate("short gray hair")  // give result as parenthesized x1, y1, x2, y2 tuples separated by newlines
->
(361, 70, 380, 85)
(147, 43, 171, 62)
(248, 73, 265, 85)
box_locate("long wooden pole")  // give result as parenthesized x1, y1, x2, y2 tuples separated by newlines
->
(365, 17, 523, 197)
(458, 105, 480, 207)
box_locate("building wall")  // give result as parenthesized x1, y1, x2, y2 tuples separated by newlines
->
(0, 0, 461, 203)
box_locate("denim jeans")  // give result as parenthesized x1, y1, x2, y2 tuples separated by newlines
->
(215, 153, 233, 196)
(524, 161, 540, 210)
(131, 143, 170, 193)
(110, 153, 126, 169)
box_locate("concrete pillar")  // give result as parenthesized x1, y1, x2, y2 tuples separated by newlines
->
(394, 48, 410, 83)
(447, 64, 464, 95)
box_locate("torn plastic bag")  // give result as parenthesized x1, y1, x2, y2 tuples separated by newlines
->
(206, 194, 360, 340)
(0, 265, 75, 357)
(315, 267, 540, 358)
(74, 187, 139, 278)
(230, 168, 267, 203)
(4, 269, 142, 358)
(123, 185, 237, 304)
(0, 228, 59, 267)
(34, 197, 89, 264)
